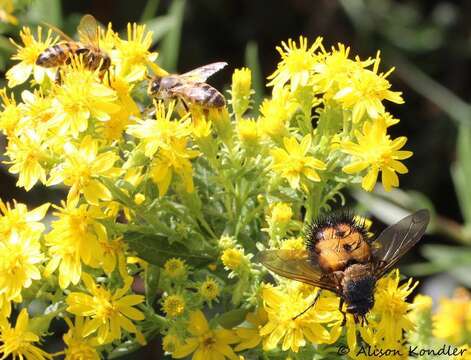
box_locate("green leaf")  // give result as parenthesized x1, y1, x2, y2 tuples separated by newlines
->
(216, 308, 249, 329)
(244, 41, 264, 111)
(124, 231, 212, 267)
(159, 0, 185, 71)
(145, 265, 160, 307)
(27, 0, 62, 27)
(140, 0, 160, 22)
(352, 187, 435, 229)
(144, 15, 175, 46)
(451, 124, 471, 225)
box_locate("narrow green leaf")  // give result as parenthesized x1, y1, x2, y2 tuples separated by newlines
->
(144, 15, 175, 46)
(216, 308, 249, 329)
(28, 0, 62, 27)
(421, 244, 471, 267)
(159, 0, 185, 71)
(451, 124, 471, 225)
(244, 41, 264, 111)
(124, 231, 212, 267)
(140, 0, 160, 22)
(145, 264, 161, 307)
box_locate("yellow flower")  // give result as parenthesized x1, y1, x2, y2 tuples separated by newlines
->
(221, 248, 245, 271)
(258, 88, 297, 140)
(164, 258, 187, 280)
(260, 284, 341, 352)
(114, 23, 159, 80)
(199, 277, 220, 301)
(237, 118, 259, 147)
(268, 36, 323, 92)
(311, 43, 371, 97)
(411, 294, 433, 315)
(44, 199, 106, 289)
(0, 0, 17, 25)
(270, 134, 326, 189)
(0, 89, 21, 136)
(341, 118, 412, 191)
(149, 138, 199, 197)
(454, 345, 471, 360)
(18, 90, 57, 131)
(0, 200, 48, 238)
(5, 131, 49, 191)
(269, 202, 293, 225)
(333, 52, 404, 123)
(66, 273, 145, 345)
(100, 236, 126, 275)
(172, 310, 239, 360)
(433, 288, 471, 345)
(50, 58, 120, 136)
(280, 236, 305, 250)
(0, 309, 52, 360)
(62, 317, 100, 360)
(47, 136, 120, 205)
(231, 67, 252, 117)
(235, 308, 268, 351)
(371, 269, 417, 348)
(162, 294, 186, 317)
(162, 333, 185, 354)
(0, 231, 43, 302)
(7, 26, 58, 87)
(127, 101, 192, 157)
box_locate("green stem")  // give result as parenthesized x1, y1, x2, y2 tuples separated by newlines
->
(140, 0, 160, 22)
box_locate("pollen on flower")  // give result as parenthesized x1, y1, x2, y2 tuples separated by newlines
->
(341, 117, 412, 192)
(199, 277, 220, 301)
(269, 202, 293, 225)
(163, 258, 187, 279)
(433, 288, 471, 345)
(221, 247, 245, 270)
(162, 294, 186, 317)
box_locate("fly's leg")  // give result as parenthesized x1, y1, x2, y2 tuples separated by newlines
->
(339, 297, 347, 326)
(292, 289, 322, 320)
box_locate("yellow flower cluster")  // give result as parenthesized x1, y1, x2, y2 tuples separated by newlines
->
(0, 16, 424, 359)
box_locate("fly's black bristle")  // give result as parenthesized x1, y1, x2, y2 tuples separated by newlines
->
(304, 210, 371, 252)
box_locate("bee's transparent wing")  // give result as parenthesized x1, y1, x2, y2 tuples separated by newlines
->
(254, 249, 339, 293)
(373, 209, 430, 277)
(78, 14, 101, 46)
(42, 21, 74, 42)
(179, 62, 228, 82)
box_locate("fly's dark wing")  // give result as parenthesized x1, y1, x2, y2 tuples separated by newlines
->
(178, 62, 228, 82)
(373, 209, 430, 278)
(254, 249, 339, 293)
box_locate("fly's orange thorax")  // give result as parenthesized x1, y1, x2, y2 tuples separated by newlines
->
(307, 213, 372, 273)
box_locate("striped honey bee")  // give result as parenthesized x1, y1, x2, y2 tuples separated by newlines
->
(36, 14, 110, 74)
(148, 62, 228, 110)
(256, 209, 430, 324)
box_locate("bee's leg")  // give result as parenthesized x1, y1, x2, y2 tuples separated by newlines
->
(292, 289, 322, 320)
(339, 298, 347, 326)
(179, 98, 190, 112)
(54, 69, 62, 84)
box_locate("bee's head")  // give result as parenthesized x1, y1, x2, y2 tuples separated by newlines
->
(148, 76, 162, 96)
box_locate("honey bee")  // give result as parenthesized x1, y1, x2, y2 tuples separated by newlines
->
(36, 14, 110, 74)
(255, 209, 430, 323)
(148, 62, 228, 110)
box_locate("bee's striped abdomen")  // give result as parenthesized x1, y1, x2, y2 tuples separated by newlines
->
(36, 42, 79, 67)
(196, 84, 226, 108)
